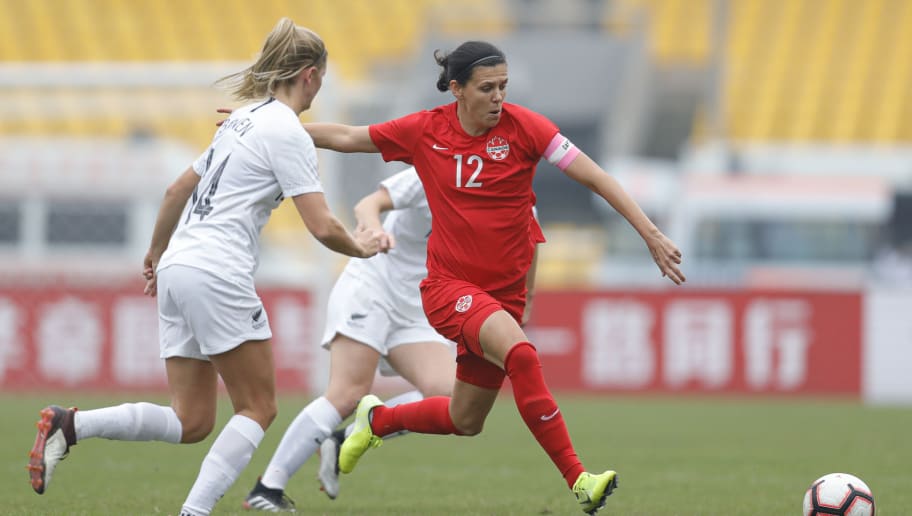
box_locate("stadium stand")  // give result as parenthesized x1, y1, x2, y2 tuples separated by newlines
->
(3, 0, 908, 287)
(610, 0, 912, 143)
(0, 0, 512, 278)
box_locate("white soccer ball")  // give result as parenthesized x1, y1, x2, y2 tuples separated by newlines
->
(802, 473, 875, 516)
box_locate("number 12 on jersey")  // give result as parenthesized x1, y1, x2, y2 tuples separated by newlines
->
(454, 154, 483, 188)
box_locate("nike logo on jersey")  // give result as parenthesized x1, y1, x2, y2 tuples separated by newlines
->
(432, 144, 449, 150)
(540, 408, 560, 421)
(350, 313, 368, 320)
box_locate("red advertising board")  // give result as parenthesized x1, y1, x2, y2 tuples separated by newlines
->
(0, 285, 862, 395)
(530, 290, 862, 395)
(0, 284, 314, 391)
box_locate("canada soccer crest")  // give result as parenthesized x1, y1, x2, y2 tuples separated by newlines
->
(486, 136, 510, 160)
(455, 295, 473, 313)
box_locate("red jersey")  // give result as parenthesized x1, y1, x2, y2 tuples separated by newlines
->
(369, 102, 555, 293)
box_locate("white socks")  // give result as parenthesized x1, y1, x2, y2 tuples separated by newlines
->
(260, 396, 341, 490)
(75, 402, 182, 444)
(180, 415, 264, 516)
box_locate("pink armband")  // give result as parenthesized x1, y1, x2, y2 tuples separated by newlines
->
(543, 133, 580, 171)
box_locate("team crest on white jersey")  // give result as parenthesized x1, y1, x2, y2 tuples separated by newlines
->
(486, 136, 509, 160)
(455, 295, 473, 313)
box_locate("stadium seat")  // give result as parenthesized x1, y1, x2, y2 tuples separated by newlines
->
(607, 0, 912, 143)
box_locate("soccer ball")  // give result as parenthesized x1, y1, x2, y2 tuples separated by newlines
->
(802, 473, 875, 516)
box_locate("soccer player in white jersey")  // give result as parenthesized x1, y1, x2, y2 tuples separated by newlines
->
(243, 166, 542, 511)
(243, 167, 452, 510)
(26, 19, 387, 516)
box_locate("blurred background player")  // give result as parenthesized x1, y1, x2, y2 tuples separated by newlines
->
(26, 18, 386, 516)
(241, 166, 452, 511)
(299, 40, 685, 514)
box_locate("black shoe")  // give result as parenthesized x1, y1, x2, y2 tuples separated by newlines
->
(242, 476, 296, 512)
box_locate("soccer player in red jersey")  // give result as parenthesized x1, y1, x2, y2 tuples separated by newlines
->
(303, 40, 685, 514)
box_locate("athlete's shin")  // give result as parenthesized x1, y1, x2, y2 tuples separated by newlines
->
(504, 342, 584, 488)
(370, 396, 463, 436)
(260, 396, 341, 490)
(182, 414, 264, 515)
(75, 402, 182, 444)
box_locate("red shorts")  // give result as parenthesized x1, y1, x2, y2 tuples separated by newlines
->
(420, 277, 525, 390)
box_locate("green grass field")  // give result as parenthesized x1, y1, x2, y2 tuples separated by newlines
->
(3, 393, 911, 515)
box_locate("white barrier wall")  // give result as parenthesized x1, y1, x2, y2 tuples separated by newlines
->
(864, 289, 912, 405)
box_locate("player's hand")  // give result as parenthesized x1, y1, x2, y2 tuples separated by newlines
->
(215, 108, 234, 127)
(645, 231, 686, 285)
(142, 250, 160, 297)
(353, 227, 391, 258)
(355, 222, 395, 253)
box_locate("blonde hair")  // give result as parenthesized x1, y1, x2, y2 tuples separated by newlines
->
(217, 18, 327, 101)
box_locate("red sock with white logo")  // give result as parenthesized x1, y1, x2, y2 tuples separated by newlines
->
(370, 396, 463, 436)
(505, 341, 584, 488)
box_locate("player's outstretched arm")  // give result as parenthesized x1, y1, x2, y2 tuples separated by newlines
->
(216, 110, 379, 153)
(302, 123, 378, 153)
(563, 152, 686, 285)
(143, 167, 200, 296)
(352, 187, 397, 250)
(292, 192, 390, 258)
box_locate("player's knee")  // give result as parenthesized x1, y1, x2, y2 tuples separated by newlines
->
(504, 341, 540, 375)
(178, 413, 215, 443)
(450, 412, 485, 436)
(251, 398, 278, 429)
(328, 385, 371, 418)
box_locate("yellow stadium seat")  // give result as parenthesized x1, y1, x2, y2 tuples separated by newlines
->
(608, 0, 912, 143)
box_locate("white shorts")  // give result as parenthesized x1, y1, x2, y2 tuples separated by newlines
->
(157, 264, 271, 360)
(321, 269, 450, 374)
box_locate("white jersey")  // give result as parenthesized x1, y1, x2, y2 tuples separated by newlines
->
(344, 167, 431, 316)
(158, 98, 323, 283)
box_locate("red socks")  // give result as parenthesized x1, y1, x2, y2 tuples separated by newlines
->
(368, 341, 585, 489)
(370, 396, 463, 436)
(504, 341, 584, 488)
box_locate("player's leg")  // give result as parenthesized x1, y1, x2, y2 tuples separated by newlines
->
(369, 339, 456, 440)
(339, 339, 502, 474)
(28, 357, 216, 495)
(317, 340, 454, 497)
(337, 287, 508, 473)
(386, 340, 456, 399)
(28, 266, 219, 495)
(317, 389, 426, 499)
(478, 310, 617, 514)
(335, 327, 455, 442)
(246, 334, 379, 509)
(179, 339, 276, 516)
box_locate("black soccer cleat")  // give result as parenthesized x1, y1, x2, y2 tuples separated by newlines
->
(243, 476, 296, 512)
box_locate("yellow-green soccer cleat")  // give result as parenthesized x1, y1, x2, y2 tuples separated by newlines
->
(338, 394, 384, 474)
(572, 470, 619, 514)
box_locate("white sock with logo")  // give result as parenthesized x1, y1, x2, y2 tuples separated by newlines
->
(260, 396, 341, 490)
(75, 402, 182, 444)
(181, 414, 264, 516)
